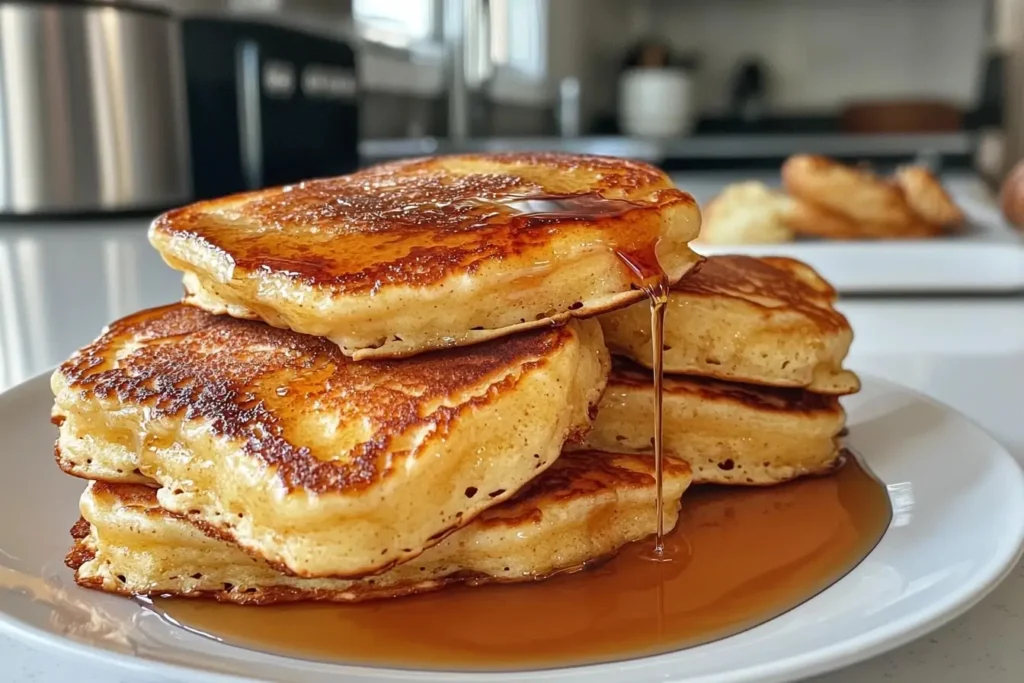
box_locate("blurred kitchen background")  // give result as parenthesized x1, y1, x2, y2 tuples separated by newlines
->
(3, 0, 1024, 215)
(2, 0, 1024, 390)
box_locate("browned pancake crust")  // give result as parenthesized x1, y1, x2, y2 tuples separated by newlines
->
(672, 254, 849, 332)
(611, 358, 841, 414)
(471, 449, 686, 527)
(151, 152, 697, 294)
(67, 452, 689, 604)
(58, 303, 575, 495)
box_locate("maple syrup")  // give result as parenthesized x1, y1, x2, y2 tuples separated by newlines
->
(613, 243, 671, 554)
(500, 192, 645, 220)
(149, 454, 891, 671)
(502, 192, 674, 554)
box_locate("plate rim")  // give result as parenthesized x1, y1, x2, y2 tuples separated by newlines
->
(1, 369, 1023, 683)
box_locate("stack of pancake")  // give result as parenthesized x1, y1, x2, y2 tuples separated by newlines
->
(51, 152, 857, 607)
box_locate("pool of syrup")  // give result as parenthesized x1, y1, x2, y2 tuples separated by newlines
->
(151, 454, 891, 671)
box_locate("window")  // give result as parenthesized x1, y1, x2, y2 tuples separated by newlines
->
(353, 0, 436, 43)
(489, 0, 546, 80)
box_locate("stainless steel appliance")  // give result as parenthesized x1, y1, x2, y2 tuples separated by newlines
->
(0, 0, 191, 216)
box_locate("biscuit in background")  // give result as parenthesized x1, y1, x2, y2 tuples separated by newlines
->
(695, 181, 795, 245)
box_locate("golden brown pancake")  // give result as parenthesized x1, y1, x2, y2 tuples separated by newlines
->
(68, 451, 692, 604)
(52, 304, 609, 578)
(598, 255, 860, 394)
(148, 152, 702, 360)
(579, 360, 846, 485)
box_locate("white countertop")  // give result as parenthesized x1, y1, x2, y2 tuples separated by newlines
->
(1, 219, 1023, 682)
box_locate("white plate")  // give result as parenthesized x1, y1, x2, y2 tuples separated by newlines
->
(679, 172, 1024, 294)
(1, 372, 1022, 683)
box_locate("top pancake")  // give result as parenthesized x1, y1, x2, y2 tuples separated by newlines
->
(598, 255, 859, 394)
(51, 304, 610, 578)
(149, 152, 702, 359)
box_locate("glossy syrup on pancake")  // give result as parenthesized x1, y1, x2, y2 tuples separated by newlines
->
(147, 453, 891, 670)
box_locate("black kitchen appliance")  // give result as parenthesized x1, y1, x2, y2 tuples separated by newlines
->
(180, 18, 359, 200)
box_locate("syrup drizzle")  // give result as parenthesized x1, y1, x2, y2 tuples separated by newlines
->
(613, 243, 671, 556)
(497, 192, 672, 557)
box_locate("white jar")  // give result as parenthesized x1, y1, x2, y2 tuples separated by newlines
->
(618, 67, 695, 138)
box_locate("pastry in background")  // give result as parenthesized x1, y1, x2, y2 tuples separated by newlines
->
(894, 165, 964, 228)
(781, 154, 960, 239)
(1000, 159, 1024, 231)
(784, 196, 941, 240)
(782, 154, 919, 227)
(695, 181, 795, 245)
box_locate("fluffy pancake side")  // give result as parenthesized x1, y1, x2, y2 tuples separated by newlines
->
(580, 360, 846, 485)
(68, 451, 692, 604)
(52, 304, 610, 578)
(598, 255, 860, 394)
(150, 152, 702, 359)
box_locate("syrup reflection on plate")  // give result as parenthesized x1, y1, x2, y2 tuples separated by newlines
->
(887, 482, 915, 527)
(0, 563, 136, 654)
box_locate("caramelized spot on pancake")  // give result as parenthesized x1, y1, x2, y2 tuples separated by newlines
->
(476, 450, 688, 528)
(611, 359, 840, 413)
(673, 255, 847, 331)
(65, 518, 95, 569)
(152, 153, 696, 293)
(59, 304, 572, 494)
(89, 481, 161, 507)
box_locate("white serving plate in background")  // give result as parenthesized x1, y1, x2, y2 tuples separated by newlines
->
(675, 172, 1024, 294)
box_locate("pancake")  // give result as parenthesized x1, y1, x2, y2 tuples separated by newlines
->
(580, 360, 846, 485)
(67, 451, 693, 604)
(149, 152, 703, 360)
(51, 304, 610, 578)
(598, 255, 860, 394)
